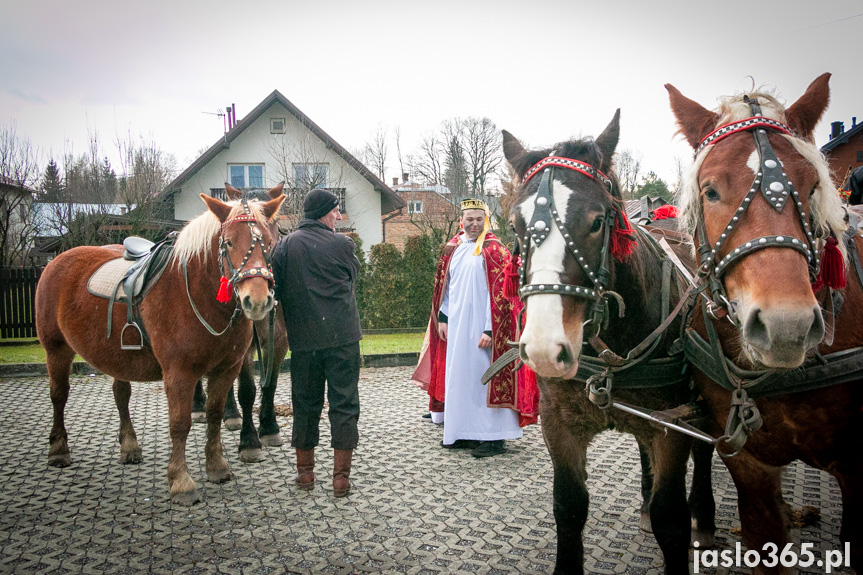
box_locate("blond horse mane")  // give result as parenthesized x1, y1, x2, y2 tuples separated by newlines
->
(676, 89, 848, 259)
(171, 200, 270, 267)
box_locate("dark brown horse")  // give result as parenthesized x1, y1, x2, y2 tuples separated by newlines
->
(191, 184, 290, 464)
(667, 73, 862, 573)
(503, 112, 714, 574)
(36, 187, 285, 505)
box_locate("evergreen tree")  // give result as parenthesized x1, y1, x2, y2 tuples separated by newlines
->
(443, 136, 470, 200)
(100, 157, 117, 202)
(40, 158, 63, 202)
(636, 171, 673, 203)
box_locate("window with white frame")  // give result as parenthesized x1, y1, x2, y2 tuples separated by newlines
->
(408, 200, 423, 214)
(228, 164, 264, 189)
(270, 117, 286, 134)
(293, 163, 328, 189)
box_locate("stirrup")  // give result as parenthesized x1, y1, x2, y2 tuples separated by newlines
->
(120, 322, 144, 350)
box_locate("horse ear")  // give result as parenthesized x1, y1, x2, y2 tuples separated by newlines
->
(260, 194, 286, 222)
(224, 183, 242, 200)
(502, 130, 546, 179)
(595, 109, 621, 172)
(267, 182, 285, 199)
(785, 73, 831, 142)
(201, 194, 233, 223)
(666, 84, 720, 149)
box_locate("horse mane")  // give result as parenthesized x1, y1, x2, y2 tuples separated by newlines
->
(172, 200, 270, 266)
(676, 89, 847, 259)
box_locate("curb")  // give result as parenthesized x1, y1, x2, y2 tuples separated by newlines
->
(0, 352, 420, 378)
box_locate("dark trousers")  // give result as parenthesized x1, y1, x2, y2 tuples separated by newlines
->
(290, 342, 360, 450)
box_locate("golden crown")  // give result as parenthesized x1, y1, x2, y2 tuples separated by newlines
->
(460, 198, 487, 211)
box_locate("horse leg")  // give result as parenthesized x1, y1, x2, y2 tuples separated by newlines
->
(834, 465, 863, 574)
(163, 372, 200, 505)
(648, 432, 694, 575)
(45, 342, 75, 467)
(257, 366, 282, 447)
(222, 380, 242, 431)
(724, 453, 791, 574)
(204, 371, 234, 484)
(236, 359, 263, 463)
(545, 428, 592, 574)
(636, 438, 654, 533)
(688, 441, 716, 547)
(191, 379, 207, 424)
(112, 379, 142, 464)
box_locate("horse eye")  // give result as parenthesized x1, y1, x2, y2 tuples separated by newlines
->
(225, 240, 233, 248)
(591, 218, 603, 233)
(704, 188, 720, 202)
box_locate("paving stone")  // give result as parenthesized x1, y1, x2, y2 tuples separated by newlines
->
(0, 367, 850, 574)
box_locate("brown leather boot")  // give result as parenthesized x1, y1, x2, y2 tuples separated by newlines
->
(332, 449, 353, 497)
(295, 448, 315, 490)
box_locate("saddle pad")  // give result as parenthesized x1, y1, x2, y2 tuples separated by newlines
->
(88, 258, 136, 300)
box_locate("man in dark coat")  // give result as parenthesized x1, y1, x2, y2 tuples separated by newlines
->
(271, 189, 362, 497)
(848, 166, 863, 206)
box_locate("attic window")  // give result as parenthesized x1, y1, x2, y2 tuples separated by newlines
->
(271, 117, 286, 134)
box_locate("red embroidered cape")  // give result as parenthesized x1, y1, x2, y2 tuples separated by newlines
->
(412, 231, 539, 427)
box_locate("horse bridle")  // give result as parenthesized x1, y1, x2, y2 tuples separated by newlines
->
(694, 96, 820, 325)
(517, 155, 626, 333)
(219, 198, 275, 295)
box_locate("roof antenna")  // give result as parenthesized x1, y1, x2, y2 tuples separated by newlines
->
(202, 108, 227, 134)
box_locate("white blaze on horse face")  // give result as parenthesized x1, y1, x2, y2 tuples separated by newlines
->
(518, 179, 581, 378)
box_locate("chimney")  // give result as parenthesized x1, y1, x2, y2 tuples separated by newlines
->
(232, 103, 236, 127)
(830, 121, 844, 140)
(402, 172, 410, 184)
(392, 177, 399, 186)
(854, 117, 858, 128)
(226, 106, 233, 129)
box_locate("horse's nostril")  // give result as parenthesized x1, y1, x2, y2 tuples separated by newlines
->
(242, 295, 252, 310)
(556, 345, 570, 366)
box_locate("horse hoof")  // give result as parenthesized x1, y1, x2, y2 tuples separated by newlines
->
(224, 418, 242, 431)
(191, 412, 207, 424)
(239, 448, 263, 463)
(171, 489, 201, 506)
(691, 529, 715, 548)
(119, 449, 143, 464)
(206, 469, 232, 484)
(259, 433, 283, 447)
(48, 453, 71, 468)
(638, 513, 653, 533)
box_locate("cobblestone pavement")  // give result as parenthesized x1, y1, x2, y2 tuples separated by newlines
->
(0, 367, 849, 574)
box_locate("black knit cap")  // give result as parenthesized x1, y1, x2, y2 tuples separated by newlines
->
(303, 189, 339, 220)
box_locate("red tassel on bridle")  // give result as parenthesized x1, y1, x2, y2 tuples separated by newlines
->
(651, 204, 679, 221)
(811, 236, 845, 292)
(503, 254, 521, 302)
(610, 210, 636, 262)
(216, 276, 233, 303)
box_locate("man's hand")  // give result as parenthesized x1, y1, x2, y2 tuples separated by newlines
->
(478, 333, 492, 348)
(438, 322, 448, 341)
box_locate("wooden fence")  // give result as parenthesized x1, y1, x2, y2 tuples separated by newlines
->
(0, 267, 42, 339)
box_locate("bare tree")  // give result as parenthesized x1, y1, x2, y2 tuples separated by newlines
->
(615, 148, 643, 200)
(462, 117, 503, 197)
(407, 133, 444, 186)
(267, 132, 364, 233)
(363, 125, 388, 181)
(394, 125, 405, 183)
(669, 156, 686, 198)
(0, 122, 42, 266)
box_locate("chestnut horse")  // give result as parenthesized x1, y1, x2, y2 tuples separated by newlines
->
(667, 73, 862, 573)
(191, 184, 290, 464)
(36, 188, 285, 505)
(503, 112, 714, 575)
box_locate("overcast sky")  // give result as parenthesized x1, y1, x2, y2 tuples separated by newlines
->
(2, 0, 861, 188)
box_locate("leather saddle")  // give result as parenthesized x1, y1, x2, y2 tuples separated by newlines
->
(88, 234, 176, 350)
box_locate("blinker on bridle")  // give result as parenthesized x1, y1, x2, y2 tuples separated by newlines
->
(517, 155, 627, 331)
(694, 96, 819, 324)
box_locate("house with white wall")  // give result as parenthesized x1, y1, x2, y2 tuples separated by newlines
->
(165, 90, 404, 248)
